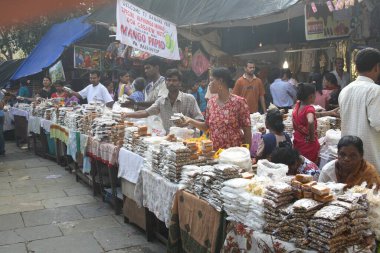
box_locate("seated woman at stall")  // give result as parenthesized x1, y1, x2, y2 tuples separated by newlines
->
(51, 80, 68, 99)
(186, 67, 252, 150)
(271, 147, 320, 180)
(37, 77, 56, 99)
(292, 83, 339, 163)
(319, 135, 380, 189)
(16, 79, 32, 103)
(255, 109, 292, 160)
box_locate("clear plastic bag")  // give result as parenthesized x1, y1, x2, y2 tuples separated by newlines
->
(257, 159, 288, 181)
(147, 115, 166, 136)
(219, 147, 252, 171)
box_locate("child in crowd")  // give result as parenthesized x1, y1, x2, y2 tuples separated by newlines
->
(271, 147, 320, 180)
(128, 77, 146, 102)
(255, 109, 292, 160)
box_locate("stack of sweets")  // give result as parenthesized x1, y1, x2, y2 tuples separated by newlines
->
(334, 193, 370, 246)
(309, 205, 350, 252)
(158, 143, 191, 182)
(311, 184, 334, 203)
(263, 183, 293, 235)
(91, 118, 117, 142)
(111, 123, 125, 145)
(185, 141, 199, 161)
(112, 111, 125, 122)
(123, 126, 139, 150)
(200, 140, 214, 160)
(191, 164, 240, 211)
(64, 111, 82, 131)
(291, 199, 324, 248)
(291, 174, 315, 199)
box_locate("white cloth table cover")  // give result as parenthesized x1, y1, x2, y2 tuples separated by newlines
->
(40, 119, 53, 133)
(10, 107, 29, 119)
(27, 116, 41, 134)
(3, 111, 14, 131)
(118, 148, 144, 184)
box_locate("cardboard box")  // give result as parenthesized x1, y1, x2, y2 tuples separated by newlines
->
(121, 179, 136, 200)
(123, 195, 146, 230)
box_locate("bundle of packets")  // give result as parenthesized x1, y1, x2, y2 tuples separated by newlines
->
(263, 182, 294, 237)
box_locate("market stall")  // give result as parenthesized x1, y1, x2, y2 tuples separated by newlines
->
(9, 95, 378, 253)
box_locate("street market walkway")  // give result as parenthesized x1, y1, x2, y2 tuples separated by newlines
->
(0, 141, 165, 253)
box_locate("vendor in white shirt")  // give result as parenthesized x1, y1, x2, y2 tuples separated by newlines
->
(69, 70, 114, 108)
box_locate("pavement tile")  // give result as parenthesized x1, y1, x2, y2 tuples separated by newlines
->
(58, 216, 121, 235)
(0, 201, 44, 216)
(22, 206, 83, 227)
(93, 227, 146, 251)
(15, 224, 62, 241)
(0, 230, 25, 246)
(27, 233, 103, 253)
(76, 202, 114, 218)
(106, 245, 166, 253)
(0, 243, 27, 253)
(0, 191, 66, 205)
(0, 186, 38, 197)
(0, 213, 24, 231)
(64, 186, 92, 196)
(42, 194, 96, 208)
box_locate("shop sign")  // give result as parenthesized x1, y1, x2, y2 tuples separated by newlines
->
(74, 46, 103, 70)
(49, 60, 65, 83)
(305, 3, 351, 40)
(116, 0, 180, 60)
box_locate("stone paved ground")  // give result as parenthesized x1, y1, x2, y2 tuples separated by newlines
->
(0, 141, 166, 253)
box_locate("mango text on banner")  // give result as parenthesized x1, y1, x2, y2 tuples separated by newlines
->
(116, 0, 180, 60)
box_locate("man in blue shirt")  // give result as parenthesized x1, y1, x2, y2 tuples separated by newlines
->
(190, 79, 207, 114)
(270, 68, 297, 112)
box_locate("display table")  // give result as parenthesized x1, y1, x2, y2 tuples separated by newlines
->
(3, 110, 14, 131)
(87, 138, 121, 213)
(10, 108, 29, 147)
(135, 168, 185, 228)
(167, 190, 226, 253)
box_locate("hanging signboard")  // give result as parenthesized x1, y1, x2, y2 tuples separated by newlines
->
(305, 3, 352, 41)
(49, 60, 65, 83)
(116, 0, 180, 60)
(74, 46, 103, 70)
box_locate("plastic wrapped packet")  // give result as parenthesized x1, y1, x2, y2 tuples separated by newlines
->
(257, 159, 288, 181)
(219, 147, 251, 171)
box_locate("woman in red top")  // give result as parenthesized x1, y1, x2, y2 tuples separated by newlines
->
(51, 80, 68, 99)
(292, 83, 338, 163)
(186, 67, 252, 150)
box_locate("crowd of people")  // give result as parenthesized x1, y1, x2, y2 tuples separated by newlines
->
(1, 47, 380, 189)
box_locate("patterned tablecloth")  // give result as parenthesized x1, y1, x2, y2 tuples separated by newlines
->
(86, 137, 119, 167)
(135, 167, 185, 227)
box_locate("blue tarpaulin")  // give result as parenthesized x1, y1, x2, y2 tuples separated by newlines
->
(11, 15, 93, 81)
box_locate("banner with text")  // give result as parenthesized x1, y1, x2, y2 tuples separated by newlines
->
(305, 3, 351, 41)
(116, 0, 180, 60)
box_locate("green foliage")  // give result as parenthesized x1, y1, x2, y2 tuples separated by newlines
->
(0, 0, 98, 60)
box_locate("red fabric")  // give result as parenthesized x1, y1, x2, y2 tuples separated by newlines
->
(292, 101, 320, 163)
(51, 92, 68, 98)
(206, 95, 251, 150)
